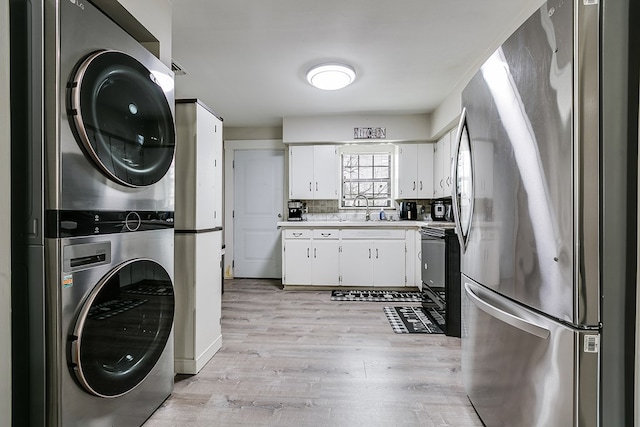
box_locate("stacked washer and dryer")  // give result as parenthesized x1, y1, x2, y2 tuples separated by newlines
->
(11, 1, 176, 425)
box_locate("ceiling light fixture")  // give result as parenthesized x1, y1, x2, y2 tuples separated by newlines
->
(306, 63, 356, 90)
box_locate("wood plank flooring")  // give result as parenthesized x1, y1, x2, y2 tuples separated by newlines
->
(144, 279, 482, 427)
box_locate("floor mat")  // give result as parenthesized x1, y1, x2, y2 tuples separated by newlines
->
(331, 289, 422, 302)
(383, 306, 444, 334)
(422, 306, 446, 332)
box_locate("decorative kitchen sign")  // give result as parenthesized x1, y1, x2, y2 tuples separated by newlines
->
(354, 127, 386, 139)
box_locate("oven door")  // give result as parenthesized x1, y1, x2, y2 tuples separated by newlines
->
(421, 231, 446, 305)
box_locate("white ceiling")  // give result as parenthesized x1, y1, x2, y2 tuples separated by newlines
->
(170, 0, 543, 129)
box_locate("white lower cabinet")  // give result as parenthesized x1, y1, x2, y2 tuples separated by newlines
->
(282, 227, 409, 287)
(311, 230, 340, 285)
(371, 240, 406, 286)
(282, 229, 339, 285)
(339, 228, 406, 287)
(284, 238, 313, 285)
(340, 240, 374, 286)
(174, 231, 223, 374)
(340, 239, 406, 287)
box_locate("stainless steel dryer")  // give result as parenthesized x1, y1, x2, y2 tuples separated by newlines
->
(57, 0, 176, 212)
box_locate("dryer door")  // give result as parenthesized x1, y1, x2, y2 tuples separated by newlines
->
(68, 50, 175, 187)
(70, 258, 174, 398)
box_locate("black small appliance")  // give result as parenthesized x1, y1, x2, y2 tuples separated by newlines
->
(430, 199, 452, 221)
(288, 200, 304, 221)
(399, 201, 417, 220)
(431, 200, 446, 220)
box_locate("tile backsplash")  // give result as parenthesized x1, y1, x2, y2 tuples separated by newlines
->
(299, 199, 435, 221)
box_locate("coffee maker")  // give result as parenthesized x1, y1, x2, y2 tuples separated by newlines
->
(399, 201, 417, 220)
(288, 200, 304, 221)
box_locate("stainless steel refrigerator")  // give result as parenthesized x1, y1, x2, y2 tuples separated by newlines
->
(451, 0, 637, 425)
(173, 99, 225, 374)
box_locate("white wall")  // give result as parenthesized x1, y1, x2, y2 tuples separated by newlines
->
(116, 0, 172, 65)
(429, 0, 547, 138)
(1, 0, 11, 424)
(93, 0, 173, 66)
(284, 113, 430, 143)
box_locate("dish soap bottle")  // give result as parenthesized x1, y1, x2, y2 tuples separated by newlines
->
(379, 208, 386, 220)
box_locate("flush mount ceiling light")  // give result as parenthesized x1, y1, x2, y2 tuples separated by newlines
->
(306, 63, 356, 90)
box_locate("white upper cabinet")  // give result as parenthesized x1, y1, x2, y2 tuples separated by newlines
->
(175, 100, 223, 230)
(417, 144, 435, 198)
(433, 129, 455, 199)
(397, 143, 434, 199)
(289, 145, 338, 199)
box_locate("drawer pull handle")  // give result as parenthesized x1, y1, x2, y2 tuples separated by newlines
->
(321, 233, 331, 237)
(293, 232, 302, 237)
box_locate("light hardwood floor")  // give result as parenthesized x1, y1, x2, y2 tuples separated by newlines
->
(144, 279, 483, 427)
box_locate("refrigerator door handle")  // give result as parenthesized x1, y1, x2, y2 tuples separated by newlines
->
(451, 108, 474, 252)
(464, 282, 550, 340)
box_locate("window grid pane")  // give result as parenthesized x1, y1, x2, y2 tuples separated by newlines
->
(341, 153, 392, 208)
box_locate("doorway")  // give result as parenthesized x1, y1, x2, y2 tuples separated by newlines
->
(232, 148, 284, 278)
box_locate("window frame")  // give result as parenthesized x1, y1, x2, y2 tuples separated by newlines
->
(338, 144, 396, 209)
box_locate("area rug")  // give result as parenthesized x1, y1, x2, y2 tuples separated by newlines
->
(383, 306, 443, 334)
(331, 289, 422, 302)
(422, 306, 446, 331)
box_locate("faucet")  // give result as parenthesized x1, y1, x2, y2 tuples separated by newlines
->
(354, 194, 370, 221)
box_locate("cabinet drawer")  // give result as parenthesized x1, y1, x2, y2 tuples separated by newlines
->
(341, 229, 405, 240)
(313, 229, 339, 239)
(284, 229, 312, 239)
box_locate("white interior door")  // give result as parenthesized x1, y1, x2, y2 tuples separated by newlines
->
(233, 150, 284, 278)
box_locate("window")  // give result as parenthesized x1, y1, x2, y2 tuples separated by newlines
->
(340, 146, 393, 208)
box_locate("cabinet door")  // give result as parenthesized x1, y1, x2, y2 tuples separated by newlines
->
(373, 240, 406, 287)
(417, 144, 434, 198)
(212, 114, 223, 227)
(289, 145, 314, 199)
(433, 134, 445, 198)
(313, 145, 338, 199)
(441, 130, 453, 198)
(340, 240, 373, 286)
(283, 239, 312, 285)
(312, 240, 340, 285)
(397, 144, 418, 198)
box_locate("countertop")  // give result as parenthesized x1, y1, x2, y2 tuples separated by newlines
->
(277, 220, 456, 229)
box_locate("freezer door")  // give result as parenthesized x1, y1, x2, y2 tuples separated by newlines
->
(460, 0, 600, 326)
(462, 276, 599, 427)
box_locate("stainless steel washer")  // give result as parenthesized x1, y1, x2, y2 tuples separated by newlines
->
(50, 229, 175, 426)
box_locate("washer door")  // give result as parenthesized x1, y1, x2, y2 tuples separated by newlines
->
(68, 50, 175, 187)
(71, 259, 174, 398)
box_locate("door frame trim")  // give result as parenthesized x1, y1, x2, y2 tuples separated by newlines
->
(223, 139, 287, 278)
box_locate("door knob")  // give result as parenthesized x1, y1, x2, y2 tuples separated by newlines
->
(278, 213, 283, 218)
